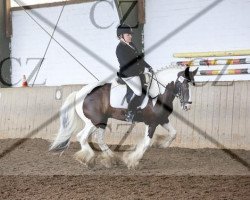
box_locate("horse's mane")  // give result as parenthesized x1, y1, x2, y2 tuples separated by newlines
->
(154, 64, 183, 88)
(155, 64, 183, 73)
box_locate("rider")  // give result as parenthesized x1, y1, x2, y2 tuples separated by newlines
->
(116, 24, 153, 122)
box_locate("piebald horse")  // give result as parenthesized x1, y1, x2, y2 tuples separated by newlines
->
(50, 67, 198, 169)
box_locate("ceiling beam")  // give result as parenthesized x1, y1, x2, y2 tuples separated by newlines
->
(5, 0, 12, 37)
(138, 0, 145, 24)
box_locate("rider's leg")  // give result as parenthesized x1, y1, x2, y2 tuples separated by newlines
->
(129, 74, 147, 107)
(125, 96, 138, 122)
(126, 75, 147, 122)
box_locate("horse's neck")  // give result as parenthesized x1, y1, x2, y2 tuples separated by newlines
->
(155, 68, 178, 87)
(156, 81, 175, 114)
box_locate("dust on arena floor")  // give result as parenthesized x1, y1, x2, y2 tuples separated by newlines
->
(0, 139, 249, 200)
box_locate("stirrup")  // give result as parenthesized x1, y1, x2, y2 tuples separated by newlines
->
(125, 110, 134, 122)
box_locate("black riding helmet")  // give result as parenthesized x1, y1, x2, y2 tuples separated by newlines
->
(117, 24, 133, 38)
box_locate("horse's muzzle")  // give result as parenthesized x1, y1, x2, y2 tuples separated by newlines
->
(183, 102, 192, 111)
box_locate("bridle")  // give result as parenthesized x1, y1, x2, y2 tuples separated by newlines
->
(175, 76, 193, 106)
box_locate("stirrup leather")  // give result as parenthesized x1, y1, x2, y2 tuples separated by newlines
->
(125, 110, 134, 122)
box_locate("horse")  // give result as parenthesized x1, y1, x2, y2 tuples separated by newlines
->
(50, 66, 198, 169)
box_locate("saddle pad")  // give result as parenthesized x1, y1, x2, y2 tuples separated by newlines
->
(110, 80, 150, 109)
(121, 76, 142, 96)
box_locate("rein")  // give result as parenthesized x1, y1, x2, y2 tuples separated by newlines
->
(148, 70, 161, 95)
(147, 69, 193, 105)
(148, 71, 179, 99)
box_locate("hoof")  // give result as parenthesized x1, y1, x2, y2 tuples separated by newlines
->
(158, 142, 171, 149)
(74, 150, 95, 167)
(122, 151, 139, 170)
(99, 151, 118, 168)
(86, 158, 96, 169)
(158, 138, 175, 148)
(152, 135, 167, 147)
(100, 157, 113, 168)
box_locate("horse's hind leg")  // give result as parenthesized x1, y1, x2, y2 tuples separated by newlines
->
(95, 128, 117, 168)
(74, 122, 96, 167)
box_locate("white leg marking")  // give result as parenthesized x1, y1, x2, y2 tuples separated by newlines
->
(123, 125, 151, 169)
(160, 123, 177, 148)
(95, 128, 116, 168)
(74, 123, 96, 167)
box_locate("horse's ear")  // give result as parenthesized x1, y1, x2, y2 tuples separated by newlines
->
(184, 67, 190, 80)
(192, 67, 199, 76)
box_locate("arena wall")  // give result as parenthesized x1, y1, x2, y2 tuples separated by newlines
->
(10, 0, 120, 86)
(0, 81, 249, 150)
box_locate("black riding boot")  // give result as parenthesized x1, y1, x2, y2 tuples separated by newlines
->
(125, 74, 148, 122)
(125, 95, 141, 122)
(126, 88, 147, 122)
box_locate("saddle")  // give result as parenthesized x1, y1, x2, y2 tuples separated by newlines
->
(110, 72, 160, 109)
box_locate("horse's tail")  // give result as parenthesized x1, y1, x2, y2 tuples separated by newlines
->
(49, 91, 81, 153)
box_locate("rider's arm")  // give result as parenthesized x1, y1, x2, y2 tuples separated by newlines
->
(138, 54, 153, 70)
(144, 60, 153, 70)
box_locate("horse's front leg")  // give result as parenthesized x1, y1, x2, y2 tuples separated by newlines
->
(123, 125, 156, 169)
(153, 123, 177, 148)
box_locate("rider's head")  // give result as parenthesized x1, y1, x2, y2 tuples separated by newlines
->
(117, 24, 133, 43)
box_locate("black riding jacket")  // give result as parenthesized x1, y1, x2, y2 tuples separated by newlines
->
(116, 41, 151, 77)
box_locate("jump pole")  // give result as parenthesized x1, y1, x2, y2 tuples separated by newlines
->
(197, 68, 250, 76)
(173, 49, 250, 58)
(173, 58, 250, 66)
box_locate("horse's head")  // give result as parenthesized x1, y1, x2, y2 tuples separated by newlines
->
(175, 67, 198, 111)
